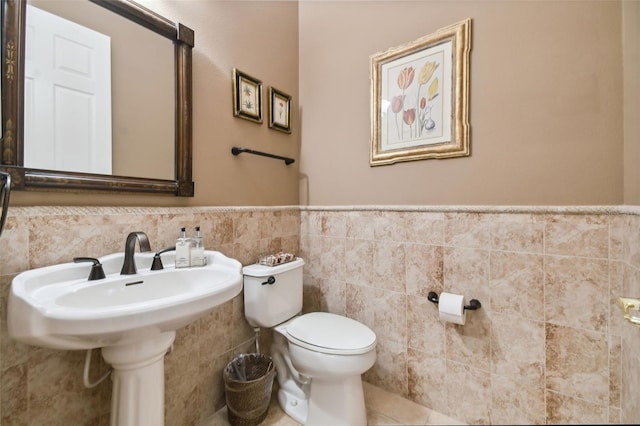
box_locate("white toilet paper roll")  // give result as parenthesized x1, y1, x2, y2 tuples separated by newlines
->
(438, 292, 466, 325)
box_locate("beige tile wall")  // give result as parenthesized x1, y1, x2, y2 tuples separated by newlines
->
(0, 207, 300, 425)
(0, 206, 639, 425)
(299, 207, 640, 425)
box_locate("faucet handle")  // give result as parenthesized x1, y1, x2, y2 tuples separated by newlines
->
(151, 246, 176, 271)
(73, 257, 106, 281)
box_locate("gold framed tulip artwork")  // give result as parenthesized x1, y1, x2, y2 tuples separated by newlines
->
(268, 86, 292, 134)
(370, 18, 471, 166)
(233, 68, 263, 124)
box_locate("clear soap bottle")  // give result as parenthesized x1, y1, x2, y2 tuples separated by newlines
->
(190, 226, 206, 266)
(175, 227, 191, 268)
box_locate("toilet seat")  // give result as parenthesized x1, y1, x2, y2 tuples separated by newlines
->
(285, 312, 376, 355)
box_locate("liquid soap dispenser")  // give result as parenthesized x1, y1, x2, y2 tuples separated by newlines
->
(190, 226, 206, 266)
(175, 227, 191, 268)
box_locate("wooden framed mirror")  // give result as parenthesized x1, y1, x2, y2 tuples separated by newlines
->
(1, 0, 194, 196)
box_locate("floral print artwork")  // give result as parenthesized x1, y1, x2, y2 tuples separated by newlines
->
(371, 19, 471, 166)
(384, 50, 445, 146)
(268, 87, 291, 133)
(240, 80, 258, 115)
(233, 68, 262, 123)
(274, 96, 288, 127)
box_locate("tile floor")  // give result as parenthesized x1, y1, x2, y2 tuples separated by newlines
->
(202, 382, 464, 425)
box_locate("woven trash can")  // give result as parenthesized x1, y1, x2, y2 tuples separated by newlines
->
(223, 353, 276, 426)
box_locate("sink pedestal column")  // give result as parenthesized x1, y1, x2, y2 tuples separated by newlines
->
(101, 331, 176, 426)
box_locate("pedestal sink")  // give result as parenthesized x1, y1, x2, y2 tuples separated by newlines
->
(8, 250, 243, 426)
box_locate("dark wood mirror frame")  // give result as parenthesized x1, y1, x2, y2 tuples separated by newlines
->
(1, 0, 194, 196)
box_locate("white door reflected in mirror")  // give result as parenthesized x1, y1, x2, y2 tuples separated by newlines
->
(24, 4, 112, 174)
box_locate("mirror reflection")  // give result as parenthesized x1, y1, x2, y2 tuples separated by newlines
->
(25, 0, 174, 179)
(1, 0, 194, 196)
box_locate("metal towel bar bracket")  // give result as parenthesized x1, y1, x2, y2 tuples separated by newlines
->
(231, 147, 295, 165)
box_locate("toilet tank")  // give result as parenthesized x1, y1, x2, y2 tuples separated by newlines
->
(242, 258, 305, 328)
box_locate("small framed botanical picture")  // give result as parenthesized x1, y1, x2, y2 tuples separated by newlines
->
(232, 68, 262, 123)
(268, 87, 292, 134)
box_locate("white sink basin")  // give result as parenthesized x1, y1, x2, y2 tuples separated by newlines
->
(9, 248, 243, 426)
(8, 250, 243, 350)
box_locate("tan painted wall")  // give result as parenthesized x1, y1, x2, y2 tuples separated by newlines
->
(12, 0, 300, 206)
(10, 1, 634, 207)
(624, 1, 640, 205)
(299, 0, 625, 205)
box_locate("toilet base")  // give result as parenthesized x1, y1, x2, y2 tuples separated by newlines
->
(278, 375, 367, 426)
(305, 375, 367, 426)
(278, 385, 308, 424)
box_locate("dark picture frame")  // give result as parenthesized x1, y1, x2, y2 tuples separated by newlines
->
(233, 68, 263, 124)
(268, 86, 291, 134)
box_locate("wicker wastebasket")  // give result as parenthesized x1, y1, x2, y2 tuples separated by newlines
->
(223, 353, 276, 426)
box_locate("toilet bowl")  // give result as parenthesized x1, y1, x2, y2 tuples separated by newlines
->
(242, 258, 377, 425)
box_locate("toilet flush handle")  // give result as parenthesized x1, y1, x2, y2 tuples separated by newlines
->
(262, 276, 276, 286)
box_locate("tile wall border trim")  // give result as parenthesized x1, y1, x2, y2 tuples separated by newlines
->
(7, 205, 301, 217)
(7, 205, 640, 217)
(300, 205, 640, 215)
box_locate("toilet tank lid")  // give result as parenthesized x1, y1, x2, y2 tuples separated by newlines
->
(243, 258, 305, 277)
(286, 312, 377, 354)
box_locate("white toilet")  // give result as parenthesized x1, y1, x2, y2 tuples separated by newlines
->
(243, 258, 377, 426)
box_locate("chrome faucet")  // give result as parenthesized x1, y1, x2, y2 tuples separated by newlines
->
(120, 231, 152, 275)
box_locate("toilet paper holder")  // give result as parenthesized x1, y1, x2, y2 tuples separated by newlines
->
(427, 291, 481, 311)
